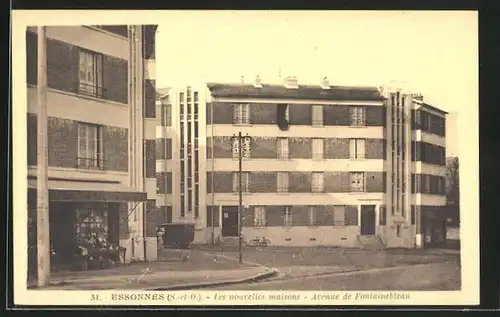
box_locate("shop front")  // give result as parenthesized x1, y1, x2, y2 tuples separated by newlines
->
(27, 179, 147, 275)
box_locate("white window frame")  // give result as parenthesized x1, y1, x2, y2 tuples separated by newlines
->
(77, 123, 102, 169)
(349, 172, 366, 192)
(312, 105, 323, 126)
(311, 172, 325, 193)
(78, 49, 103, 97)
(277, 137, 289, 159)
(308, 206, 316, 226)
(312, 138, 324, 160)
(277, 172, 289, 193)
(283, 206, 292, 227)
(349, 138, 366, 159)
(232, 172, 250, 193)
(254, 207, 266, 227)
(350, 106, 366, 126)
(233, 104, 250, 125)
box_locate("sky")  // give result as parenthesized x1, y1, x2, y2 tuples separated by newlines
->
(156, 11, 478, 157)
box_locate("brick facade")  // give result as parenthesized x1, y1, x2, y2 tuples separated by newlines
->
(366, 172, 386, 192)
(250, 103, 277, 124)
(102, 125, 129, 172)
(144, 79, 156, 118)
(289, 104, 312, 125)
(144, 139, 156, 178)
(289, 138, 312, 159)
(47, 117, 79, 168)
(324, 138, 349, 159)
(26, 30, 129, 105)
(324, 172, 350, 192)
(323, 105, 350, 126)
(249, 172, 277, 193)
(252, 137, 278, 158)
(365, 139, 385, 159)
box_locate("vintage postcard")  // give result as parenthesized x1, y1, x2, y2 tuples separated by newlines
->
(11, 10, 479, 306)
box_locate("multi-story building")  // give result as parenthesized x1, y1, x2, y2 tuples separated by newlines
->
(155, 76, 447, 249)
(26, 25, 160, 274)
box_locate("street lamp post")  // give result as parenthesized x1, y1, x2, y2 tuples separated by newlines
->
(231, 132, 251, 264)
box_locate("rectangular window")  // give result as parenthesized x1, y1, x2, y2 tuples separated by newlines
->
(311, 172, 324, 193)
(77, 123, 103, 169)
(194, 91, 199, 102)
(195, 184, 199, 205)
(161, 104, 172, 126)
(312, 105, 323, 126)
(188, 189, 193, 212)
(254, 207, 266, 227)
(308, 207, 316, 226)
(233, 104, 250, 124)
(349, 138, 366, 159)
(194, 122, 199, 138)
(411, 206, 416, 225)
(379, 205, 387, 225)
(277, 138, 289, 159)
(333, 206, 346, 226)
(396, 225, 401, 237)
(312, 138, 323, 160)
(277, 172, 289, 193)
(349, 106, 366, 126)
(78, 49, 103, 98)
(232, 172, 250, 193)
(180, 92, 185, 103)
(180, 194, 185, 217)
(423, 174, 431, 193)
(349, 172, 365, 192)
(283, 206, 292, 227)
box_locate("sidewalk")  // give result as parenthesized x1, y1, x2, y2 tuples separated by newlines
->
(196, 245, 460, 271)
(27, 249, 277, 290)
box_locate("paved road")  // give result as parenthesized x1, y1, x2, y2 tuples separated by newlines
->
(208, 261, 461, 291)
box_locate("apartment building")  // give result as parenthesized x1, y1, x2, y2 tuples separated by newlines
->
(26, 25, 160, 273)
(156, 76, 447, 249)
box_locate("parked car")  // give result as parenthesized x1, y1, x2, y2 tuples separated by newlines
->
(157, 223, 195, 249)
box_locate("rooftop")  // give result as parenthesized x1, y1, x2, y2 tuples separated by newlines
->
(207, 83, 385, 102)
(412, 98, 448, 115)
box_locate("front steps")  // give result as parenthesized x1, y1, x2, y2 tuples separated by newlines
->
(357, 235, 386, 250)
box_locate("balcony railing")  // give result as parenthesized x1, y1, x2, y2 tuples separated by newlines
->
(77, 157, 105, 170)
(78, 82, 104, 99)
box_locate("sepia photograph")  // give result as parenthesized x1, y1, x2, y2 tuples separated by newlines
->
(11, 10, 479, 306)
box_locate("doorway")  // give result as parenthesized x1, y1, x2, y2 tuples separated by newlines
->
(221, 206, 239, 237)
(360, 205, 376, 235)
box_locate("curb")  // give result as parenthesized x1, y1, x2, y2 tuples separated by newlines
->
(148, 268, 279, 291)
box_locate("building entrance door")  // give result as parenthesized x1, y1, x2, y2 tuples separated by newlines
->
(221, 206, 239, 237)
(360, 205, 376, 235)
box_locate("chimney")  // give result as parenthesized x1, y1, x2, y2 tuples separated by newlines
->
(241, 76, 245, 84)
(253, 75, 262, 88)
(284, 76, 299, 89)
(320, 76, 330, 89)
(411, 93, 424, 101)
